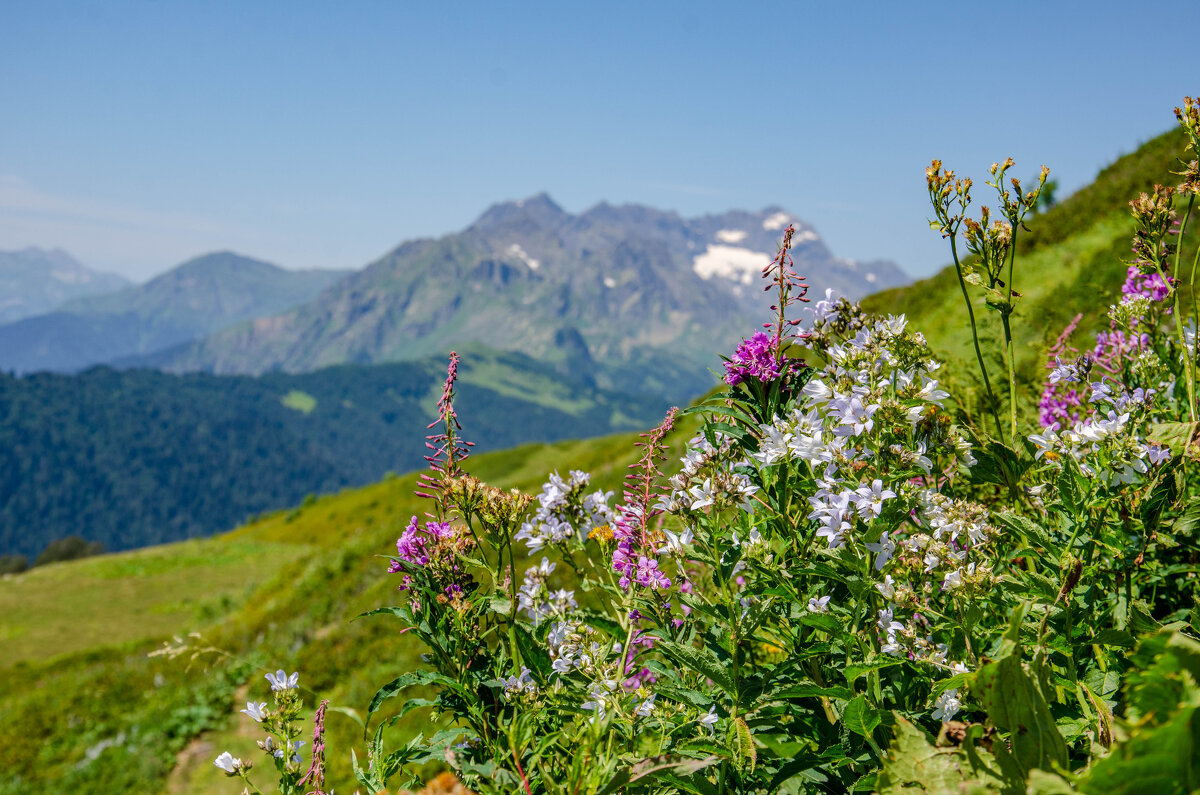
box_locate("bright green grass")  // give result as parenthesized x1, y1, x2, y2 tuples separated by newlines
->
(280, 388, 317, 414)
(0, 538, 309, 668)
(458, 355, 596, 414)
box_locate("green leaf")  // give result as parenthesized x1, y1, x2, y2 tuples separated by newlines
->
(513, 624, 553, 681)
(1025, 769, 1077, 794)
(354, 605, 415, 622)
(798, 612, 842, 634)
(929, 671, 972, 700)
(366, 670, 461, 731)
(1141, 467, 1179, 533)
(970, 440, 1031, 490)
(844, 658, 904, 684)
(1082, 667, 1121, 700)
(767, 754, 823, 792)
(1173, 498, 1200, 536)
(992, 512, 1054, 548)
(578, 609, 624, 639)
(1086, 629, 1136, 648)
(1055, 462, 1083, 515)
(842, 695, 882, 740)
(877, 716, 1012, 794)
(772, 682, 854, 701)
(350, 747, 384, 794)
(488, 594, 512, 614)
(1129, 600, 1163, 633)
(1147, 421, 1200, 458)
(657, 638, 737, 697)
(732, 715, 756, 773)
(704, 421, 753, 443)
(652, 681, 716, 709)
(1076, 706, 1199, 794)
(970, 652, 1068, 775)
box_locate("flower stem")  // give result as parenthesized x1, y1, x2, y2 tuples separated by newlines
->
(949, 235, 1005, 439)
(1151, 228, 1196, 422)
(1003, 225, 1020, 442)
(1174, 193, 1197, 420)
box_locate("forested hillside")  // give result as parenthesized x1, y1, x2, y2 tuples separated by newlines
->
(0, 349, 669, 558)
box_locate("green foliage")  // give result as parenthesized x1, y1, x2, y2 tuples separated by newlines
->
(970, 653, 1068, 777)
(876, 717, 1003, 794)
(280, 389, 317, 414)
(0, 553, 27, 574)
(32, 535, 104, 566)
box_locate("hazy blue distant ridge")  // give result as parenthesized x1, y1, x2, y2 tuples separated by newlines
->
(0, 251, 349, 374)
(0, 247, 130, 324)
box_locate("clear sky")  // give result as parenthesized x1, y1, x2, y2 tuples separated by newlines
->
(1, 0, 1198, 282)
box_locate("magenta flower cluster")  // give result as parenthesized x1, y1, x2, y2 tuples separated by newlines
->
(1037, 326, 1151, 428)
(724, 331, 792, 386)
(611, 510, 671, 591)
(389, 516, 452, 581)
(622, 630, 658, 690)
(1038, 384, 1084, 429)
(1122, 265, 1172, 306)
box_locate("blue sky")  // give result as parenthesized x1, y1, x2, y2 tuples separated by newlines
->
(1, 1, 1197, 281)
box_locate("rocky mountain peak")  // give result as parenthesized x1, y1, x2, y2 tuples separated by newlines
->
(470, 192, 568, 233)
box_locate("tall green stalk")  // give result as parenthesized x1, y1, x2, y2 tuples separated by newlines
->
(1174, 193, 1197, 421)
(947, 234, 1005, 440)
(1150, 196, 1197, 422)
(1002, 225, 1020, 442)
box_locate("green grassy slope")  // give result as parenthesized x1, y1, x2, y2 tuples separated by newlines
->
(0, 411, 698, 795)
(863, 127, 1197, 391)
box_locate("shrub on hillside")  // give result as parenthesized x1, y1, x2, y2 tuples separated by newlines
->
(33, 536, 104, 567)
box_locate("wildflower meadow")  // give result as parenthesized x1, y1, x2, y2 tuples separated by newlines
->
(208, 99, 1200, 794)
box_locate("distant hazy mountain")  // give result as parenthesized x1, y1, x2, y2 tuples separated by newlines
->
(0, 247, 129, 323)
(156, 196, 907, 401)
(0, 252, 349, 373)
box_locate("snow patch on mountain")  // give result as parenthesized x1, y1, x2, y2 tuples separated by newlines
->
(51, 269, 91, 284)
(715, 229, 748, 243)
(508, 243, 540, 271)
(693, 245, 772, 285)
(762, 211, 791, 231)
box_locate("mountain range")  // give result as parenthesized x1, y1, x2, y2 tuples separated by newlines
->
(0, 252, 347, 374)
(0, 248, 129, 324)
(145, 196, 906, 401)
(0, 201, 903, 398)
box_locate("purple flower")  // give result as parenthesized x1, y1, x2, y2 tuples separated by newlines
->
(724, 331, 801, 386)
(1121, 265, 1172, 304)
(635, 556, 671, 590)
(389, 517, 456, 588)
(393, 516, 431, 568)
